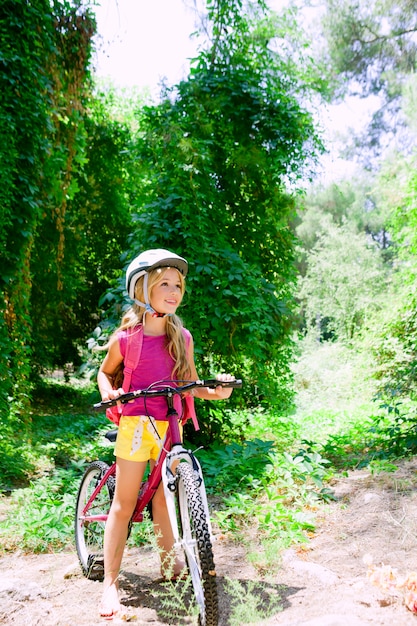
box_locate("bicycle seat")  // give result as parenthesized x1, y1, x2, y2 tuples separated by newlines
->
(105, 429, 118, 443)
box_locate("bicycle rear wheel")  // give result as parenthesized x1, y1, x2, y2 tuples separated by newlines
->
(75, 460, 115, 581)
(176, 462, 218, 626)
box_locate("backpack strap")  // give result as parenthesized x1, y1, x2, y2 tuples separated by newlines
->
(107, 326, 143, 424)
(122, 325, 144, 393)
(181, 328, 199, 431)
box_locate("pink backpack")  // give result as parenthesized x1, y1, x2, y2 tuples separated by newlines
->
(106, 325, 198, 429)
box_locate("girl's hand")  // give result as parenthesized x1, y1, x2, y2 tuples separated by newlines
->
(101, 387, 124, 403)
(213, 373, 235, 399)
(191, 373, 237, 401)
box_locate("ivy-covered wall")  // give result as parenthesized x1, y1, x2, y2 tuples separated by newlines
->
(0, 0, 95, 421)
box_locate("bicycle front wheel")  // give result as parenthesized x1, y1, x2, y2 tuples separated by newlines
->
(176, 462, 218, 626)
(74, 460, 115, 581)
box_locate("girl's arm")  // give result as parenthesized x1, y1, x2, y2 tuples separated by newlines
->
(186, 335, 234, 400)
(97, 334, 124, 401)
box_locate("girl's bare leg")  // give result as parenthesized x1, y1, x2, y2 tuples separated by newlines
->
(100, 458, 147, 618)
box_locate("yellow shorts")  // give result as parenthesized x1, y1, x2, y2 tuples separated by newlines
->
(115, 415, 169, 462)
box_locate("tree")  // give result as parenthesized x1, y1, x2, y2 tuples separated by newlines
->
(30, 88, 138, 373)
(296, 177, 393, 272)
(369, 149, 417, 401)
(1, 0, 59, 417)
(321, 0, 417, 100)
(299, 223, 386, 341)
(107, 0, 324, 409)
(318, 0, 417, 160)
(0, 0, 95, 418)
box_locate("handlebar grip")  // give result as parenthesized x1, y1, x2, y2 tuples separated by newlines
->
(93, 391, 138, 411)
(93, 399, 115, 411)
(203, 378, 242, 388)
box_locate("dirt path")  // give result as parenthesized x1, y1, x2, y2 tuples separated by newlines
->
(1, 459, 417, 625)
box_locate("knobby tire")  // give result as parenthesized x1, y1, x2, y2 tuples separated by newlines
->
(74, 460, 115, 581)
(176, 462, 218, 626)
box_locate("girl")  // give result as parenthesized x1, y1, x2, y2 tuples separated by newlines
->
(97, 248, 234, 620)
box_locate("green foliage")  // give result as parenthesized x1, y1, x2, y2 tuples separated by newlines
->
(318, 403, 417, 470)
(218, 404, 299, 444)
(361, 140, 417, 403)
(0, 379, 112, 551)
(299, 222, 386, 340)
(213, 450, 325, 546)
(297, 179, 392, 262)
(318, 0, 417, 158)
(152, 577, 199, 625)
(0, 427, 35, 492)
(200, 437, 332, 547)
(371, 301, 417, 402)
(199, 439, 276, 494)
(368, 458, 399, 475)
(224, 578, 283, 625)
(6, 340, 417, 557)
(0, 2, 139, 435)
(297, 106, 417, 434)
(321, 0, 417, 100)
(386, 149, 417, 261)
(0, 0, 97, 422)
(246, 538, 284, 576)
(0, 376, 331, 556)
(0, 466, 80, 552)
(31, 379, 115, 465)
(293, 333, 417, 469)
(30, 89, 136, 372)
(0, 0, 57, 414)
(185, 396, 300, 448)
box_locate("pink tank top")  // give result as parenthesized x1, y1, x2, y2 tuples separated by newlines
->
(118, 328, 191, 420)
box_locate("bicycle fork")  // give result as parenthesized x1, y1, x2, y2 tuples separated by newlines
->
(162, 445, 214, 547)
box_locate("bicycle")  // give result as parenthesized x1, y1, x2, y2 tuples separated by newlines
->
(74, 377, 242, 626)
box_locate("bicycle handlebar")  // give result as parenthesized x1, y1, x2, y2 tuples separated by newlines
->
(93, 378, 243, 411)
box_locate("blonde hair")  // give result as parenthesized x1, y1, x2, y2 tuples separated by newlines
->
(111, 267, 190, 381)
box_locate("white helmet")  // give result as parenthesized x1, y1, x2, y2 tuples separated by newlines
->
(126, 249, 188, 299)
(125, 249, 188, 318)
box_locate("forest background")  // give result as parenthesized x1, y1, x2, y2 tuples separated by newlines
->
(1, 0, 417, 586)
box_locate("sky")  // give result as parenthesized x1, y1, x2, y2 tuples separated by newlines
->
(93, 0, 293, 92)
(92, 0, 366, 183)
(92, 0, 202, 92)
